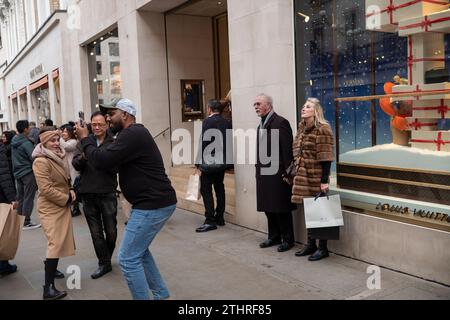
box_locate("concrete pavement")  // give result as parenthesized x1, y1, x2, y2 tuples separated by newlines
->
(1, 207, 449, 300)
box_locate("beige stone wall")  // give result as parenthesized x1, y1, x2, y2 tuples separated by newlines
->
(228, 0, 297, 232)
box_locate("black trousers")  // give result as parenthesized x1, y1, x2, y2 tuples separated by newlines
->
(82, 193, 118, 265)
(265, 212, 295, 244)
(200, 171, 226, 225)
(16, 172, 38, 224)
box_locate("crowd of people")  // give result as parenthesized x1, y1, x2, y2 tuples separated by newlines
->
(0, 94, 336, 300)
(0, 99, 177, 300)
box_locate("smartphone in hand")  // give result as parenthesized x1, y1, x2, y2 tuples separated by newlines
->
(78, 111, 85, 127)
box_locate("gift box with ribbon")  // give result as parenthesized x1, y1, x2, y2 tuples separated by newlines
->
(399, 7, 450, 36)
(410, 130, 450, 151)
(412, 99, 450, 119)
(406, 117, 439, 130)
(366, 0, 449, 33)
(392, 82, 450, 100)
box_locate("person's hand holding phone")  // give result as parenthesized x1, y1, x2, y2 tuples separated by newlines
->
(78, 111, 85, 128)
(75, 110, 89, 140)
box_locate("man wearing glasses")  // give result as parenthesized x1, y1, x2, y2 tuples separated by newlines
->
(75, 99, 177, 300)
(72, 111, 118, 280)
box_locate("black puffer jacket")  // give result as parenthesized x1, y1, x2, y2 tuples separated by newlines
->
(0, 144, 17, 203)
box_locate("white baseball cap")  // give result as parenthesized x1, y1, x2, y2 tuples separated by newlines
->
(100, 98, 137, 117)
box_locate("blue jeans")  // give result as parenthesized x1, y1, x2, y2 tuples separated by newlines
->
(118, 204, 175, 300)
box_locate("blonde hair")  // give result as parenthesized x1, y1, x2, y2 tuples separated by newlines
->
(304, 97, 329, 127)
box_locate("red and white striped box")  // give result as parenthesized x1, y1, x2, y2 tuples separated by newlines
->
(392, 83, 450, 100)
(407, 33, 445, 85)
(366, 0, 399, 32)
(399, 8, 450, 36)
(410, 131, 450, 151)
(412, 99, 450, 118)
(366, 0, 449, 33)
(406, 117, 439, 130)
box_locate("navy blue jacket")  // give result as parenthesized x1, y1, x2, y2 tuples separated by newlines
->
(196, 114, 233, 167)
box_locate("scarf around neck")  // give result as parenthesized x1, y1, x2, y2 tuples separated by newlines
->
(32, 144, 70, 180)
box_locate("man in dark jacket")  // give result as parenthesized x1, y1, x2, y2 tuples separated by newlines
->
(195, 100, 232, 233)
(0, 143, 18, 277)
(73, 112, 118, 280)
(254, 94, 296, 253)
(75, 98, 177, 300)
(11, 120, 40, 230)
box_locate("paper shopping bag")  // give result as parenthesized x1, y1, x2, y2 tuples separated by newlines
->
(0, 204, 25, 260)
(185, 174, 201, 201)
(303, 194, 344, 229)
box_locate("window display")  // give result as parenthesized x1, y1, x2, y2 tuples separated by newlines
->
(295, 0, 450, 231)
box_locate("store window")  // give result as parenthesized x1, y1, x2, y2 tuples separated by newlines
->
(294, 0, 450, 231)
(87, 28, 121, 112)
(109, 42, 119, 56)
(96, 61, 102, 75)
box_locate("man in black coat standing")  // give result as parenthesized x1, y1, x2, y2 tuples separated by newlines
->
(195, 100, 232, 232)
(254, 94, 295, 252)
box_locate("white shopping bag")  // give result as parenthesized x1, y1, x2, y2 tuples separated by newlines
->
(185, 174, 201, 201)
(303, 194, 344, 229)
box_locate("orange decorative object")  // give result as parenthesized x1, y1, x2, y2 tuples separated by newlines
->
(379, 81, 410, 131)
(380, 97, 396, 116)
(392, 116, 408, 131)
(384, 82, 395, 94)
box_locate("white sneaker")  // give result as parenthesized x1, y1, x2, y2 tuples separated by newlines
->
(22, 223, 41, 231)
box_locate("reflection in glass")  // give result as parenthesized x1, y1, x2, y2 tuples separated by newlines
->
(87, 28, 121, 112)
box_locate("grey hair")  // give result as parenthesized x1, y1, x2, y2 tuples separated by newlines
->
(256, 93, 274, 109)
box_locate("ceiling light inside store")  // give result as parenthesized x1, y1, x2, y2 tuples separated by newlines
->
(90, 52, 94, 56)
(93, 78, 97, 82)
(310, 80, 313, 86)
(100, 37, 104, 41)
(297, 11, 310, 23)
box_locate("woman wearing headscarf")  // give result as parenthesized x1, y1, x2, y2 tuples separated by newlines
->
(32, 128, 76, 300)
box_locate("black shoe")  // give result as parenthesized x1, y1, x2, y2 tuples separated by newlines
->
(91, 264, 112, 279)
(195, 224, 218, 233)
(55, 270, 65, 279)
(71, 206, 81, 217)
(308, 249, 330, 261)
(259, 239, 281, 248)
(216, 219, 226, 226)
(0, 263, 17, 278)
(43, 284, 67, 300)
(295, 245, 318, 257)
(277, 242, 295, 252)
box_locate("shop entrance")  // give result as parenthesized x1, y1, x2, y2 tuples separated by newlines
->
(165, 0, 236, 221)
